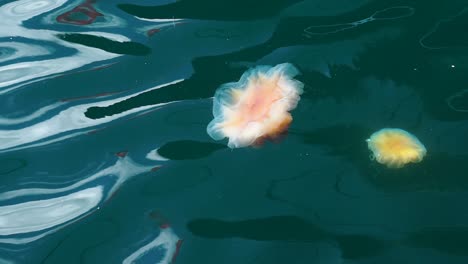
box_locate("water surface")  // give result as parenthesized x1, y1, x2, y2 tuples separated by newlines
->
(1, 0, 468, 263)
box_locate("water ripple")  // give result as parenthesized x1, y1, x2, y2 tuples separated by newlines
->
(0, 154, 158, 245)
(123, 227, 181, 264)
(0, 79, 183, 152)
(0, 0, 130, 95)
(0, 186, 102, 236)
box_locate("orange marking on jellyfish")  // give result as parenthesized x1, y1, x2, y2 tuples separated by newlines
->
(366, 128, 427, 168)
(207, 63, 303, 148)
(251, 117, 291, 148)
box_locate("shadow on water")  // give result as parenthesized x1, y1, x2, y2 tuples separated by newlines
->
(405, 226, 468, 256)
(187, 215, 388, 260)
(187, 216, 468, 258)
(157, 140, 227, 160)
(84, 62, 243, 119)
(57, 33, 152, 56)
(364, 154, 468, 192)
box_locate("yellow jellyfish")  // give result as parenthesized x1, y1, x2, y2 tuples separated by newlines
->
(366, 128, 427, 168)
(207, 63, 303, 148)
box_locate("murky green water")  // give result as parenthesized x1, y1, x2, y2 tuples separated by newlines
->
(1, 0, 468, 263)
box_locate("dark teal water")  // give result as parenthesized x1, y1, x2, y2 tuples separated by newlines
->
(1, 0, 468, 263)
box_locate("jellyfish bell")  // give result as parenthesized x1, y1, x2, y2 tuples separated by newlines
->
(207, 63, 303, 149)
(366, 128, 427, 168)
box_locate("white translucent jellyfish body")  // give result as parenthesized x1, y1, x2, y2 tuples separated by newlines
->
(207, 63, 303, 148)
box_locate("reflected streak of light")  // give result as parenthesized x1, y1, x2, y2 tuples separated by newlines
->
(146, 148, 169, 161)
(0, 102, 64, 125)
(0, 227, 62, 245)
(1, 0, 68, 23)
(0, 131, 89, 154)
(0, 155, 155, 244)
(123, 227, 181, 264)
(0, 79, 184, 152)
(139, 21, 184, 37)
(0, 39, 120, 92)
(133, 16, 185, 37)
(0, 42, 51, 64)
(0, 0, 126, 94)
(66, 31, 131, 42)
(136, 17, 184, 23)
(0, 155, 152, 202)
(0, 186, 102, 236)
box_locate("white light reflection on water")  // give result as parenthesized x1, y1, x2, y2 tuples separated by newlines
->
(0, 0, 123, 94)
(0, 186, 102, 236)
(146, 148, 170, 161)
(2, 0, 66, 22)
(0, 155, 153, 203)
(0, 79, 183, 152)
(0, 102, 64, 125)
(123, 227, 181, 264)
(0, 42, 50, 65)
(0, 0, 191, 96)
(43, 0, 127, 28)
(0, 155, 157, 244)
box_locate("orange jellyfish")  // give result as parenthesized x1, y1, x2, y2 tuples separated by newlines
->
(207, 63, 303, 148)
(366, 128, 427, 168)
